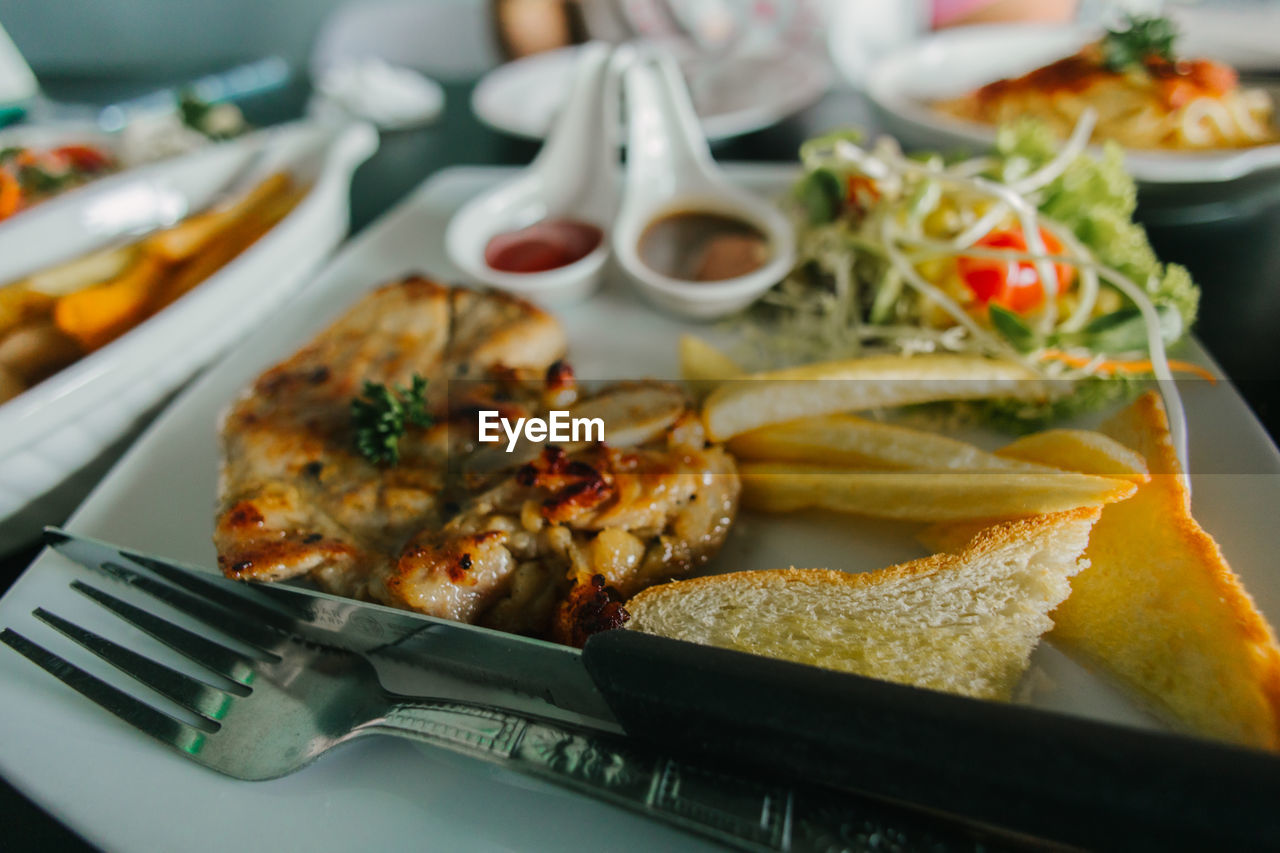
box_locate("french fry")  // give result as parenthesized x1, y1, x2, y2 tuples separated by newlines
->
(0, 285, 54, 338)
(679, 334, 744, 382)
(0, 319, 82, 383)
(701, 354, 1045, 441)
(997, 429, 1150, 482)
(145, 172, 291, 263)
(53, 254, 168, 351)
(22, 244, 138, 297)
(919, 427, 1154, 553)
(729, 413, 1057, 472)
(739, 460, 1136, 522)
(149, 208, 279, 311)
(0, 363, 22, 404)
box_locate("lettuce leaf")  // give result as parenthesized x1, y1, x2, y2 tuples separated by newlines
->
(994, 120, 1199, 332)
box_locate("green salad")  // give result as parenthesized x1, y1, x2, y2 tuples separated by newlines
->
(740, 115, 1203, 429)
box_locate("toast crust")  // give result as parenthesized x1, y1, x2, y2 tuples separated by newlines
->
(628, 507, 1098, 700)
(1049, 392, 1280, 750)
(630, 506, 1099, 602)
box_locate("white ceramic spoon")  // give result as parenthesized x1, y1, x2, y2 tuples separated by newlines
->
(612, 49, 795, 320)
(445, 42, 625, 304)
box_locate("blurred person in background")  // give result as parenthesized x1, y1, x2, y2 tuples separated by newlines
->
(932, 0, 1079, 27)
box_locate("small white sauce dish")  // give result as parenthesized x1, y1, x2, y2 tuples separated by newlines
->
(612, 52, 794, 320)
(445, 42, 624, 305)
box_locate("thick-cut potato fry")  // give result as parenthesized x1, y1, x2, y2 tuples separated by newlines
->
(739, 460, 1136, 522)
(997, 429, 1149, 482)
(150, 206, 282, 311)
(0, 286, 54, 338)
(53, 254, 168, 351)
(919, 427, 1153, 553)
(729, 413, 1057, 472)
(22, 245, 137, 297)
(145, 172, 291, 263)
(0, 363, 22, 404)
(679, 334, 744, 383)
(702, 354, 1045, 441)
(0, 319, 82, 383)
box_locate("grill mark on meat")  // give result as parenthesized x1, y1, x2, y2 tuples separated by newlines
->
(224, 502, 265, 530)
(546, 360, 574, 390)
(552, 574, 630, 647)
(543, 477, 612, 522)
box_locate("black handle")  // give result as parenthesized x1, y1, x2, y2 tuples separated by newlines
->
(582, 629, 1280, 851)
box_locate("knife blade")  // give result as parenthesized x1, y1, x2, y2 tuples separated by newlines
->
(43, 527, 618, 728)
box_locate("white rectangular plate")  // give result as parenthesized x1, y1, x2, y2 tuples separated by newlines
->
(2, 165, 1278, 852)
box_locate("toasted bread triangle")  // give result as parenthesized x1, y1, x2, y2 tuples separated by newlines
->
(1048, 393, 1280, 749)
(627, 507, 1099, 700)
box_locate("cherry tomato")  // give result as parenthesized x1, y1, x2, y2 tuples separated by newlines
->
(956, 227, 1074, 314)
(1187, 59, 1237, 96)
(50, 144, 112, 173)
(1157, 59, 1237, 109)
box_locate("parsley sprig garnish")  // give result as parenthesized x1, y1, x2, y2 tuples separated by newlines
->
(351, 374, 431, 465)
(1101, 15, 1177, 73)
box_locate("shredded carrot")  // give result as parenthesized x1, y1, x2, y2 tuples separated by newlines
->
(1039, 349, 1217, 383)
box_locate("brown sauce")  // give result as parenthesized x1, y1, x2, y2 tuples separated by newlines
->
(637, 210, 769, 282)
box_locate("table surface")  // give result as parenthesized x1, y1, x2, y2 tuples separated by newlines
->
(5, 69, 1280, 850)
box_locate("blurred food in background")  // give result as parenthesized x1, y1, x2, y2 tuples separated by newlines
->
(0, 141, 116, 222)
(935, 15, 1278, 150)
(492, 0, 590, 59)
(0, 171, 302, 404)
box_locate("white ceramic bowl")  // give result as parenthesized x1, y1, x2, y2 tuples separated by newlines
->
(0, 120, 378, 542)
(446, 43, 620, 306)
(863, 24, 1280, 185)
(443, 171, 611, 306)
(612, 191, 795, 321)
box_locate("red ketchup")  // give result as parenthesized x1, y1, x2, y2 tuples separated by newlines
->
(484, 218, 603, 274)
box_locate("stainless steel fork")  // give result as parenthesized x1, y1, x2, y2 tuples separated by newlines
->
(2, 556, 993, 853)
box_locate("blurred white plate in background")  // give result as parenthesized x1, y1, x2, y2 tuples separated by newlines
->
(472, 42, 829, 142)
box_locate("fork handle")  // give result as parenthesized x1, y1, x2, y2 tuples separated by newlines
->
(362, 701, 999, 853)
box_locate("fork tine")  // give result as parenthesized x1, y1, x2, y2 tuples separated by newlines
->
(71, 580, 262, 686)
(117, 550, 303, 630)
(2, 628, 207, 754)
(34, 608, 242, 725)
(89, 561, 283, 653)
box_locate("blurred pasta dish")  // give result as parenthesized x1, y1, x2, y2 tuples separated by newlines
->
(933, 15, 1277, 151)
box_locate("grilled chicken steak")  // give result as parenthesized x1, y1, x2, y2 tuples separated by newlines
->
(216, 276, 739, 643)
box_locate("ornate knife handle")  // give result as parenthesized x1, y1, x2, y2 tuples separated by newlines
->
(365, 700, 993, 853)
